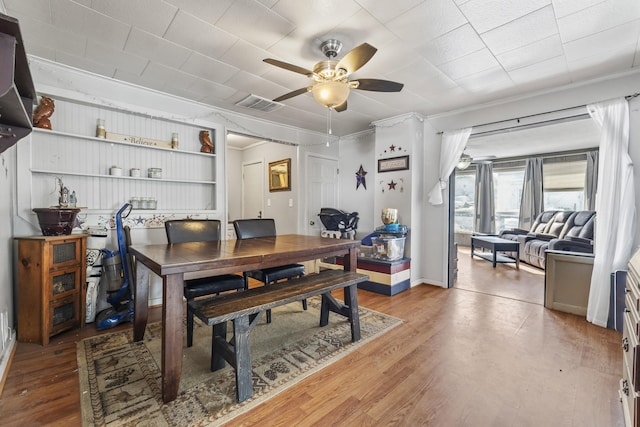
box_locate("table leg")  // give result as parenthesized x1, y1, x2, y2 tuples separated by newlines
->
(233, 316, 252, 402)
(161, 273, 184, 403)
(492, 247, 497, 268)
(133, 262, 150, 342)
(345, 284, 361, 342)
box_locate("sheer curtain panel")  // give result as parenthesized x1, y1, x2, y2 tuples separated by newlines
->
(428, 127, 472, 205)
(587, 98, 635, 327)
(585, 151, 599, 211)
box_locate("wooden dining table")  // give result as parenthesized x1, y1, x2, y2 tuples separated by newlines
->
(128, 234, 361, 403)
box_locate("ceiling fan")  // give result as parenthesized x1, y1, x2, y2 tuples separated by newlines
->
(264, 39, 404, 112)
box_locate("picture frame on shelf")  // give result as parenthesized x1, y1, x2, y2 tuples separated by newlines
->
(268, 158, 291, 192)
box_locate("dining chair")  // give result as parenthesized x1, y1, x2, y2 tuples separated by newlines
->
(164, 219, 245, 347)
(233, 218, 306, 323)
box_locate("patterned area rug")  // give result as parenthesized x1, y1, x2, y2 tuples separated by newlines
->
(77, 297, 402, 426)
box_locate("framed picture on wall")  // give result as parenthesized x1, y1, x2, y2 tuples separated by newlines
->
(269, 158, 291, 192)
(378, 155, 409, 172)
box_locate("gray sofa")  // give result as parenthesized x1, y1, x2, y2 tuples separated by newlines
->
(499, 210, 596, 269)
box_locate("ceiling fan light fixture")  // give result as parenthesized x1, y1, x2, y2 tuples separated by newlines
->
(456, 153, 473, 170)
(311, 81, 350, 108)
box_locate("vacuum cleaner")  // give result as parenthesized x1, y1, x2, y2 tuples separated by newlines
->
(96, 203, 134, 330)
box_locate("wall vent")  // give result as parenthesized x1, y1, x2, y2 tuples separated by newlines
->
(235, 94, 284, 112)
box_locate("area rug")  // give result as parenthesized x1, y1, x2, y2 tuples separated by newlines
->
(77, 297, 402, 426)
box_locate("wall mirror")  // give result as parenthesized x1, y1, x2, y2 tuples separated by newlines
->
(269, 158, 291, 192)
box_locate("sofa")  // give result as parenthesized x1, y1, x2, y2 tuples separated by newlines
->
(499, 210, 596, 269)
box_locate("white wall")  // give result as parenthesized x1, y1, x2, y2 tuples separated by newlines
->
(226, 147, 243, 221)
(338, 131, 375, 237)
(1, 145, 16, 333)
(240, 142, 299, 234)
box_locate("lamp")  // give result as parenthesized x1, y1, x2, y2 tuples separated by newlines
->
(311, 81, 350, 108)
(456, 153, 472, 170)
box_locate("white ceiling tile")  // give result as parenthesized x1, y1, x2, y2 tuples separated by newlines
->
(264, 29, 319, 65)
(90, 0, 177, 36)
(355, 0, 424, 24)
(496, 34, 564, 71)
(257, 0, 279, 8)
(329, 9, 398, 51)
(17, 14, 86, 57)
(186, 78, 238, 101)
(418, 24, 485, 65)
(216, 0, 295, 50)
(124, 27, 192, 69)
(113, 68, 164, 91)
(557, 0, 640, 43)
(481, 6, 558, 55)
(221, 39, 277, 77)
(386, 0, 467, 45)
(225, 70, 291, 100)
(142, 61, 199, 88)
(51, 0, 130, 48)
(262, 68, 310, 93)
(437, 48, 500, 80)
(180, 51, 239, 84)
(164, 10, 238, 59)
(4, 0, 52, 23)
(507, 55, 569, 84)
(635, 44, 640, 67)
(25, 43, 56, 62)
(55, 50, 116, 78)
(272, 0, 362, 39)
(454, 66, 515, 94)
(163, 0, 234, 24)
(86, 39, 149, 76)
(390, 58, 458, 97)
(563, 21, 640, 63)
(461, 0, 550, 33)
(567, 45, 636, 82)
(552, 0, 606, 19)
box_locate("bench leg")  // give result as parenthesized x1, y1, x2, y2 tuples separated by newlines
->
(233, 316, 253, 402)
(320, 285, 361, 342)
(211, 322, 227, 371)
(345, 284, 361, 342)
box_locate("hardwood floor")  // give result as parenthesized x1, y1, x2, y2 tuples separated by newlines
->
(0, 256, 624, 426)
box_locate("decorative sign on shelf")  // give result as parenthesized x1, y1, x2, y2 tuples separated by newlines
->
(378, 155, 410, 173)
(105, 132, 173, 149)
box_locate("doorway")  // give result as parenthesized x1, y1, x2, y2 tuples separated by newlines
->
(447, 117, 600, 304)
(242, 160, 263, 218)
(305, 154, 339, 236)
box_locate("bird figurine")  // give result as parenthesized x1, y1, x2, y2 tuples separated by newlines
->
(33, 96, 55, 129)
(199, 130, 214, 153)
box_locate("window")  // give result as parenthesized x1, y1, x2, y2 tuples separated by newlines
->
(543, 158, 587, 211)
(493, 166, 524, 232)
(454, 171, 476, 233)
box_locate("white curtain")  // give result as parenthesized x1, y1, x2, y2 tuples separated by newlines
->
(428, 127, 472, 205)
(474, 162, 495, 234)
(587, 98, 636, 327)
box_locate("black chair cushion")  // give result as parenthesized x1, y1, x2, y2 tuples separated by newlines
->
(183, 274, 245, 299)
(246, 264, 305, 284)
(165, 219, 221, 243)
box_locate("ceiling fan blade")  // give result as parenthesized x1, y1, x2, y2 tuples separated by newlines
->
(335, 43, 377, 75)
(334, 100, 347, 112)
(273, 87, 312, 102)
(263, 58, 314, 76)
(353, 78, 404, 92)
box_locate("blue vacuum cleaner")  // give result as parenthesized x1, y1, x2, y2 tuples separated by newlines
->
(96, 203, 134, 330)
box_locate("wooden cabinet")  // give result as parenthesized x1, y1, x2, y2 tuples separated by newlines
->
(15, 234, 87, 345)
(622, 249, 640, 426)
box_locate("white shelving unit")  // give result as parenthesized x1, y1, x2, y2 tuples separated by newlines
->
(26, 99, 219, 214)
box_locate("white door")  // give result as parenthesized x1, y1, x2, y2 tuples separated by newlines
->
(307, 154, 339, 235)
(242, 160, 264, 218)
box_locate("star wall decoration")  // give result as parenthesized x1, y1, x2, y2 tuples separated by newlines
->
(355, 165, 367, 190)
(388, 180, 397, 190)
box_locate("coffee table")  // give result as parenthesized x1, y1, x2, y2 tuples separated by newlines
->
(471, 235, 520, 269)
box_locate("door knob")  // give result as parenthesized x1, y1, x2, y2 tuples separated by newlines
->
(310, 220, 315, 226)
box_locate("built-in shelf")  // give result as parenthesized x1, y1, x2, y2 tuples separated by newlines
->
(30, 169, 216, 185)
(32, 128, 216, 158)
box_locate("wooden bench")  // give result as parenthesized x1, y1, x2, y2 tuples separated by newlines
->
(188, 269, 369, 402)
